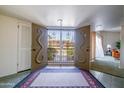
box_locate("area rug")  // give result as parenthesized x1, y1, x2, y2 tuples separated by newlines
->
(14, 67, 104, 88)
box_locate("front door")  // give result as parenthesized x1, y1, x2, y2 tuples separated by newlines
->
(31, 23, 47, 71)
(75, 25, 90, 70)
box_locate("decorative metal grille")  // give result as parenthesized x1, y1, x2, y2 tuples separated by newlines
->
(47, 30, 75, 63)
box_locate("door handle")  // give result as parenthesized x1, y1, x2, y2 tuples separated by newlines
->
(32, 48, 36, 51)
(86, 48, 89, 52)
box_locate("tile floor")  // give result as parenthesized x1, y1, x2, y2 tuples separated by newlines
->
(0, 68, 124, 88)
(95, 56, 120, 68)
(91, 56, 124, 78)
(0, 70, 30, 88)
(90, 70, 124, 88)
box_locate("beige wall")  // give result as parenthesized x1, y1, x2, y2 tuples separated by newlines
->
(120, 6, 124, 68)
(101, 31, 120, 53)
(0, 14, 18, 77)
(90, 32, 96, 62)
(0, 14, 32, 77)
(120, 25, 124, 68)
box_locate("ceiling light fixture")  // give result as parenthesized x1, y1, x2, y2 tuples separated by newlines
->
(57, 19, 63, 28)
(95, 25, 103, 31)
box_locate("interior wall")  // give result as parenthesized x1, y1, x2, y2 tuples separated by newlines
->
(0, 14, 18, 77)
(0, 14, 32, 77)
(120, 25, 124, 68)
(90, 32, 96, 62)
(101, 31, 120, 53)
(120, 6, 124, 68)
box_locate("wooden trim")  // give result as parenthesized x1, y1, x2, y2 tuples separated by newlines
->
(32, 23, 47, 30)
(90, 31, 96, 62)
(76, 25, 90, 30)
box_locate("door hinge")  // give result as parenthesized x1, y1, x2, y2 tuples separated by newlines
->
(17, 63, 19, 66)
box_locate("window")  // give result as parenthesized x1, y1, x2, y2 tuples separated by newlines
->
(47, 29, 75, 63)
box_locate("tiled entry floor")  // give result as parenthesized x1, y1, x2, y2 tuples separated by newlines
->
(0, 70, 30, 88)
(15, 66, 104, 88)
(90, 70, 124, 88)
(0, 69, 124, 88)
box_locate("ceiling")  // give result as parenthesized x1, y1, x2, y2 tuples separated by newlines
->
(0, 5, 123, 31)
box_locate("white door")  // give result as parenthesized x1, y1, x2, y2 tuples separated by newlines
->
(17, 22, 31, 72)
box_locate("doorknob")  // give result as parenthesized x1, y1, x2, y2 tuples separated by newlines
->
(32, 48, 36, 51)
(86, 48, 89, 52)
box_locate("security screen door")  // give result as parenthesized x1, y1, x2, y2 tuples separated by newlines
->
(47, 30, 75, 64)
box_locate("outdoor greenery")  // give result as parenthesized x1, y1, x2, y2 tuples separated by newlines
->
(66, 41, 74, 56)
(67, 49, 74, 56)
(116, 41, 120, 49)
(47, 47, 57, 60)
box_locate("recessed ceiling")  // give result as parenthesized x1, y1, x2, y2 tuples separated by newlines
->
(0, 5, 123, 31)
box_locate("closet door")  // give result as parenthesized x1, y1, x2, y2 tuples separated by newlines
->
(17, 22, 31, 72)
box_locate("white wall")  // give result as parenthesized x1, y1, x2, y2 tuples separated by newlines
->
(101, 31, 120, 53)
(0, 15, 18, 77)
(120, 6, 124, 68)
(0, 14, 32, 77)
(120, 25, 124, 68)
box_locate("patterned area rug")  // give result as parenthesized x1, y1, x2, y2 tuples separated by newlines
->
(14, 67, 104, 88)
